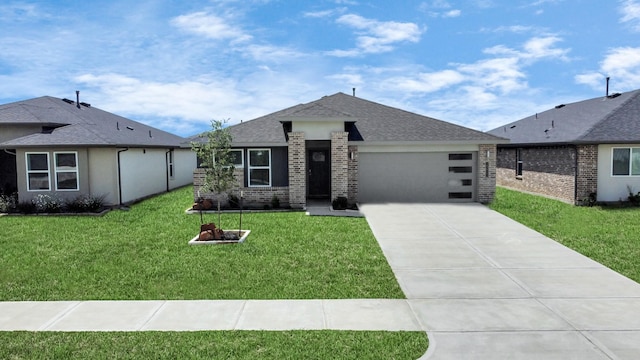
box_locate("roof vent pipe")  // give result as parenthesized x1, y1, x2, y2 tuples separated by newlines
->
(606, 77, 610, 97)
(352, 88, 356, 97)
(76, 90, 81, 109)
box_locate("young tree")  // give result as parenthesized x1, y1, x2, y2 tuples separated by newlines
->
(191, 119, 236, 228)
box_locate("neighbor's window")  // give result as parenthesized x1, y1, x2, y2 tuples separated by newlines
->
(168, 150, 175, 179)
(54, 152, 79, 191)
(26, 152, 50, 191)
(516, 148, 523, 177)
(612, 147, 640, 176)
(248, 149, 271, 187)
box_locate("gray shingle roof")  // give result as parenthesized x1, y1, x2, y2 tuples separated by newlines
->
(0, 96, 188, 148)
(487, 89, 640, 145)
(199, 92, 506, 145)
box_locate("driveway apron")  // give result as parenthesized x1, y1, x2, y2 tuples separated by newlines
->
(359, 203, 640, 360)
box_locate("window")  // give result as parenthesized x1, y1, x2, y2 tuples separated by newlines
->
(516, 148, 523, 177)
(26, 152, 50, 191)
(449, 166, 472, 173)
(229, 149, 244, 168)
(248, 149, 271, 187)
(54, 152, 79, 191)
(449, 153, 473, 160)
(168, 150, 175, 179)
(449, 192, 473, 199)
(612, 147, 640, 176)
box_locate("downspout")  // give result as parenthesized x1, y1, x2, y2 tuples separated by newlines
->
(117, 148, 129, 206)
(4, 149, 16, 156)
(165, 149, 171, 193)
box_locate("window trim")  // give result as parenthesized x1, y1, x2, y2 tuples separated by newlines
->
(612, 147, 640, 177)
(54, 151, 79, 191)
(26, 152, 51, 192)
(248, 148, 271, 187)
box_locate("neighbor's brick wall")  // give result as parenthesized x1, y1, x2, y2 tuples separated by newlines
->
(288, 132, 306, 209)
(193, 168, 290, 208)
(477, 144, 497, 204)
(331, 132, 349, 201)
(496, 146, 576, 203)
(575, 144, 598, 204)
(347, 145, 358, 203)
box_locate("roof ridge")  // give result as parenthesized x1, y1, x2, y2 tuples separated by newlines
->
(577, 89, 640, 141)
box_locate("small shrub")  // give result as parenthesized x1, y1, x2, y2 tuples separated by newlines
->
(627, 186, 640, 206)
(271, 195, 280, 209)
(65, 194, 106, 213)
(332, 196, 349, 210)
(16, 201, 36, 214)
(0, 193, 17, 213)
(33, 194, 63, 213)
(228, 194, 240, 209)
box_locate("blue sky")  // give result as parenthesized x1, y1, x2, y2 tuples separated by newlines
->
(1, 0, 640, 137)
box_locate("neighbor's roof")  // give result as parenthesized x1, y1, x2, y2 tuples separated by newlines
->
(196, 92, 506, 146)
(0, 96, 188, 148)
(487, 89, 640, 145)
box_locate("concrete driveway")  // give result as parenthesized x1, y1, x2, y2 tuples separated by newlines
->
(360, 203, 640, 360)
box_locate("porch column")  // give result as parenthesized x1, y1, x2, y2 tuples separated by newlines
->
(288, 132, 306, 209)
(478, 144, 497, 204)
(331, 131, 349, 201)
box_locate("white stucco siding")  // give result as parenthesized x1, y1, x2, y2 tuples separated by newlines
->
(119, 148, 168, 204)
(292, 121, 344, 140)
(88, 148, 119, 205)
(597, 144, 640, 202)
(169, 149, 196, 189)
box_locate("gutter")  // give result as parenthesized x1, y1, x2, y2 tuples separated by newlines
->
(117, 148, 129, 206)
(3, 149, 16, 156)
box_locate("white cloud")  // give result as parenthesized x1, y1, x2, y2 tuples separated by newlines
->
(329, 14, 423, 57)
(576, 47, 640, 92)
(419, 1, 462, 18)
(620, 0, 640, 31)
(170, 11, 252, 43)
(303, 8, 346, 18)
(385, 69, 465, 93)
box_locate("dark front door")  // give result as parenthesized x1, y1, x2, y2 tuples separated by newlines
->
(307, 149, 330, 198)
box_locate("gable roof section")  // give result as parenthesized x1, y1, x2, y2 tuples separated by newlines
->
(0, 96, 188, 148)
(221, 92, 505, 146)
(488, 89, 640, 145)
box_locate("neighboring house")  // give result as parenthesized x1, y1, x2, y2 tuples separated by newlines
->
(487, 89, 640, 204)
(192, 92, 507, 208)
(0, 95, 196, 206)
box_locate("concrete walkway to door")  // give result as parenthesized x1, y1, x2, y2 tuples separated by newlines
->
(359, 203, 640, 360)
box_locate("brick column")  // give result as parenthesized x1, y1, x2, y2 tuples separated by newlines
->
(477, 144, 497, 204)
(331, 132, 349, 201)
(575, 144, 598, 205)
(347, 145, 358, 203)
(288, 132, 306, 209)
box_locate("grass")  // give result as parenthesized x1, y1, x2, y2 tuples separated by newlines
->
(0, 186, 403, 300)
(0, 331, 428, 360)
(489, 187, 640, 283)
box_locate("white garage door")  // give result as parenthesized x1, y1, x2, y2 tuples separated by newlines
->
(358, 152, 476, 203)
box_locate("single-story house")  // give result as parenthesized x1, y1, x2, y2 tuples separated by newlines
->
(192, 92, 507, 208)
(487, 89, 640, 204)
(0, 94, 196, 206)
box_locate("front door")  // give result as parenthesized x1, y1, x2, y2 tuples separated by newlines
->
(307, 149, 330, 198)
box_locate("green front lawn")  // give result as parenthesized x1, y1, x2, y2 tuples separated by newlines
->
(0, 186, 403, 300)
(489, 187, 640, 283)
(0, 331, 428, 360)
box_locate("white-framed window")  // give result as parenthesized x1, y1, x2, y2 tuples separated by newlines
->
(26, 152, 51, 191)
(248, 149, 271, 187)
(612, 147, 640, 176)
(54, 152, 79, 191)
(168, 150, 175, 179)
(516, 148, 523, 177)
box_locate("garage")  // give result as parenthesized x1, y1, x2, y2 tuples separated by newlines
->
(358, 151, 477, 203)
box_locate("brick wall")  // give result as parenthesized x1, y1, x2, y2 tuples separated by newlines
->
(495, 146, 576, 203)
(288, 132, 306, 209)
(193, 168, 290, 208)
(477, 144, 497, 203)
(331, 132, 349, 201)
(575, 144, 598, 204)
(347, 145, 358, 203)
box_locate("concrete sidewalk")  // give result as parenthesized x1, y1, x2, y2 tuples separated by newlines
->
(360, 203, 640, 360)
(0, 299, 420, 332)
